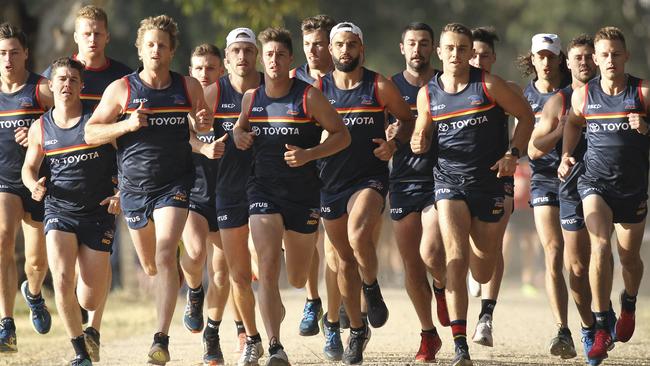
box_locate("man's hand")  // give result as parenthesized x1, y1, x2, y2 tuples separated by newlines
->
(100, 192, 121, 215)
(372, 138, 396, 161)
(628, 113, 649, 135)
(31, 177, 47, 202)
(490, 154, 517, 178)
(200, 133, 228, 159)
(195, 108, 212, 131)
(233, 125, 255, 150)
(14, 127, 29, 147)
(557, 155, 576, 182)
(410, 129, 428, 154)
(284, 144, 312, 167)
(125, 102, 151, 132)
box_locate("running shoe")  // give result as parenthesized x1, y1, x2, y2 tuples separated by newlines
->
(299, 299, 322, 336)
(20, 280, 51, 334)
(451, 344, 472, 366)
(203, 332, 224, 365)
(322, 313, 343, 361)
(415, 331, 442, 363)
(84, 326, 101, 362)
(238, 337, 263, 366)
(0, 318, 17, 353)
(342, 323, 371, 365)
(183, 286, 205, 333)
(70, 355, 93, 366)
(581, 327, 602, 366)
(147, 332, 170, 365)
(616, 291, 635, 342)
(266, 343, 289, 366)
(587, 329, 612, 361)
(362, 281, 389, 328)
(549, 327, 577, 359)
(472, 314, 493, 347)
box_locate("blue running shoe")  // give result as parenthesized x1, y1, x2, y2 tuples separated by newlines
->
(0, 317, 17, 353)
(321, 313, 343, 361)
(20, 280, 51, 334)
(202, 332, 224, 365)
(299, 299, 322, 336)
(70, 355, 93, 366)
(183, 286, 205, 333)
(581, 327, 602, 366)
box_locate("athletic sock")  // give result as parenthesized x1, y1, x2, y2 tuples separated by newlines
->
(594, 311, 609, 330)
(432, 285, 445, 295)
(323, 317, 340, 328)
(621, 291, 637, 312)
(422, 327, 438, 336)
(479, 299, 497, 319)
(235, 320, 245, 334)
(307, 297, 322, 305)
(450, 319, 468, 349)
(71, 334, 89, 359)
(204, 318, 221, 337)
(189, 285, 203, 294)
(247, 333, 262, 343)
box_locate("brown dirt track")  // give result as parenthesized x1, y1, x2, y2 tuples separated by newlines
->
(2, 286, 649, 365)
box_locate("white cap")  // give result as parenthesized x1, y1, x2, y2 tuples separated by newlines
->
(329, 22, 363, 44)
(531, 33, 561, 55)
(226, 27, 257, 48)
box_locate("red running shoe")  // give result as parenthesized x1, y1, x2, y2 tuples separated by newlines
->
(587, 329, 612, 360)
(434, 291, 450, 327)
(415, 331, 442, 363)
(615, 309, 635, 342)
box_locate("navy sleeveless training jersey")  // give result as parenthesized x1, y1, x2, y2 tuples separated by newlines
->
(291, 64, 317, 84)
(318, 68, 387, 193)
(41, 105, 116, 216)
(43, 57, 131, 109)
(213, 74, 263, 195)
(389, 70, 437, 184)
(191, 127, 217, 206)
(116, 70, 194, 193)
(428, 66, 508, 191)
(524, 80, 563, 182)
(247, 79, 321, 182)
(581, 75, 649, 197)
(0, 72, 46, 188)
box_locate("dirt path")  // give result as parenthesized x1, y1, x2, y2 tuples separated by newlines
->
(3, 285, 649, 365)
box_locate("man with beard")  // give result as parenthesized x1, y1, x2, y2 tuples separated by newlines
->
(411, 23, 534, 365)
(559, 26, 649, 363)
(84, 15, 210, 365)
(201, 28, 266, 366)
(318, 22, 414, 365)
(387, 22, 447, 363)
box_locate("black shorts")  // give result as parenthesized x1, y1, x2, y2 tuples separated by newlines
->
(578, 180, 647, 224)
(501, 176, 514, 198)
(321, 176, 388, 220)
(0, 183, 44, 222)
(248, 193, 319, 234)
(215, 192, 249, 229)
(121, 182, 191, 230)
(189, 200, 218, 232)
(529, 179, 560, 207)
(434, 186, 505, 223)
(388, 181, 435, 221)
(44, 213, 115, 253)
(559, 163, 585, 231)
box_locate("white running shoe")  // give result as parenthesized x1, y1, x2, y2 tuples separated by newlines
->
(238, 338, 263, 366)
(472, 314, 493, 347)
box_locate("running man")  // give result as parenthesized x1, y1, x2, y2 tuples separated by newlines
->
(84, 15, 209, 365)
(559, 26, 648, 363)
(388, 22, 447, 363)
(42, 6, 132, 360)
(531, 34, 608, 365)
(290, 14, 336, 341)
(318, 21, 414, 365)
(182, 43, 228, 366)
(411, 23, 534, 365)
(233, 27, 350, 366)
(521, 33, 577, 357)
(468, 26, 523, 348)
(0, 22, 53, 352)
(22, 57, 119, 366)
(202, 27, 266, 366)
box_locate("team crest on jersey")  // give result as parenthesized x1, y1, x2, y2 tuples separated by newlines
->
(171, 94, 186, 105)
(360, 95, 374, 105)
(468, 95, 483, 106)
(18, 97, 33, 108)
(624, 98, 637, 110)
(286, 103, 300, 116)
